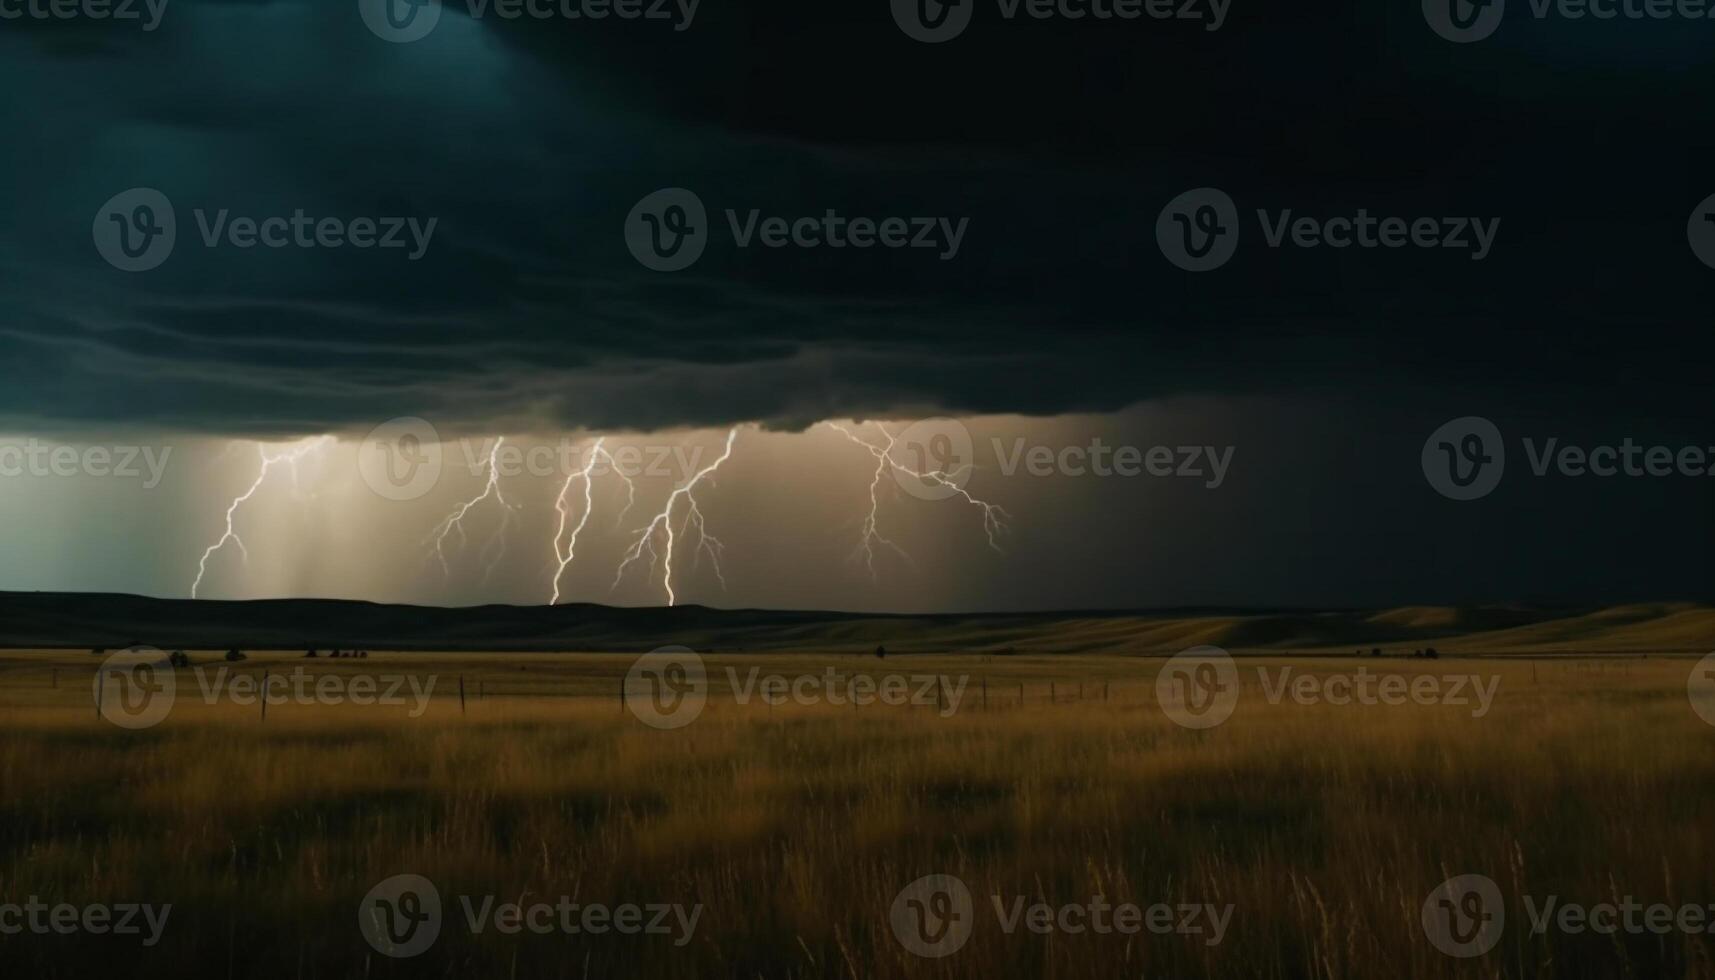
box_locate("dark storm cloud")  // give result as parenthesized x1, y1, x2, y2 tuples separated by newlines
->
(2, 0, 1713, 437)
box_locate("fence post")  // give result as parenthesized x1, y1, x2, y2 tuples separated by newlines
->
(96, 668, 105, 720)
(261, 669, 270, 723)
(459, 676, 467, 715)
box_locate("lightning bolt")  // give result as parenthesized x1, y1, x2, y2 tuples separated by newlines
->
(612, 427, 739, 607)
(827, 421, 1010, 579)
(425, 436, 518, 583)
(547, 437, 636, 605)
(191, 437, 330, 599)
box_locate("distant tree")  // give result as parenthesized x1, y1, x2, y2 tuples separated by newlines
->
(1425, 647, 1440, 660)
(168, 651, 190, 668)
(875, 645, 887, 660)
(92, 647, 106, 656)
(305, 649, 319, 658)
(1371, 647, 1382, 657)
(225, 649, 247, 662)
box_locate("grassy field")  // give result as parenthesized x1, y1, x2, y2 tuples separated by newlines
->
(2, 650, 1713, 978)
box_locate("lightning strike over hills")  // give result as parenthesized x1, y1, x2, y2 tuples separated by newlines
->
(190, 437, 331, 599)
(826, 422, 913, 580)
(612, 427, 739, 607)
(827, 421, 1011, 579)
(425, 437, 517, 582)
(548, 437, 636, 605)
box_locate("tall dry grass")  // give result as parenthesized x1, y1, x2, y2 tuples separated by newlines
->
(0, 652, 1710, 979)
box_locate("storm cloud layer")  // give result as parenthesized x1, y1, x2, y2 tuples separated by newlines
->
(2, 0, 1713, 438)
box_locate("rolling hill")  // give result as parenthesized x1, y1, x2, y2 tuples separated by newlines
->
(0, 592, 1709, 655)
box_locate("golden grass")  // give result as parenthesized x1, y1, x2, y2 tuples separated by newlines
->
(1, 651, 1711, 978)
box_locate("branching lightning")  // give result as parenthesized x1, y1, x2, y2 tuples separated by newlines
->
(183, 421, 1011, 608)
(827, 421, 1010, 580)
(191, 437, 331, 599)
(547, 437, 636, 605)
(425, 436, 518, 583)
(612, 427, 739, 607)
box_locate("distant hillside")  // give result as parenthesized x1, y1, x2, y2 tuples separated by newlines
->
(0, 592, 1709, 655)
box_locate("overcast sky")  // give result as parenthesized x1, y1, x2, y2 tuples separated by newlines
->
(0, 0, 1710, 610)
